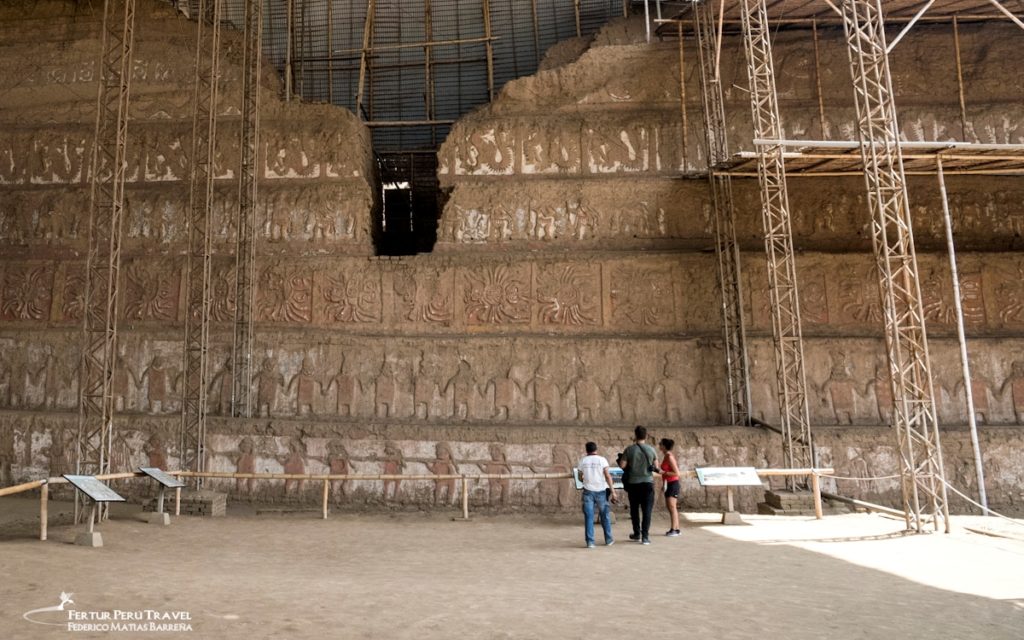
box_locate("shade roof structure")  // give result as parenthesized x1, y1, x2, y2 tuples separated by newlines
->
(657, 0, 1024, 21)
(713, 141, 1024, 176)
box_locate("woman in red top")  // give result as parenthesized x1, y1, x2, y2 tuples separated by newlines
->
(659, 438, 681, 536)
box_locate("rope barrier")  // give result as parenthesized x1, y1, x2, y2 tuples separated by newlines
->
(942, 480, 1024, 530)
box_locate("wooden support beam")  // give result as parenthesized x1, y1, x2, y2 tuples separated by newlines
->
(355, 0, 375, 119)
(483, 0, 495, 100)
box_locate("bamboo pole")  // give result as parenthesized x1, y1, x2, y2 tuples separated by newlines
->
(938, 156, 989, 515)
(39, 482, 48, 541)
(424, 0, 434, 147)
(812, 19, 827, 138)
(175, 487, 181, 516)
(574, 0, 581, 37)
(285, 0, 294, 101)
(322, 479, 329, 520)
(355, 0, 375, 118)
(483, 0, 495, 100)
(461, 475, 469, 519)
(678, 20, 688, 171)
(811, 472, 823, 519)
(531, 0, 540, 67)
(0, 479, 45, 497)
(327, 0, 333, 103)
(953, 16, 968, 141)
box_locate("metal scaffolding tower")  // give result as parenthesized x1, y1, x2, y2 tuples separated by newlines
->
(738, 0, 814, 473)
(76, 0, 137, 521)
(693, 0, 752, 427)
(231, 0, 263, 419)
(180, 0, 222, 477)
(839, 0, 950, 532)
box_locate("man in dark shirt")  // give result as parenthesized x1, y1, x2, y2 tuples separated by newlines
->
(621, 425, 658, 544)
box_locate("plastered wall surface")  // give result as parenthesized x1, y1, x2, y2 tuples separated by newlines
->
(1, 7, 1022, 512)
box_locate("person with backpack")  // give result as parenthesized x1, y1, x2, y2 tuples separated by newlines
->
(621, 425, 658, 545)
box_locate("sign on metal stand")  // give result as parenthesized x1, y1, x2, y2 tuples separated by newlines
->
(62, 475, 126, 547)
(139, 467, 185, 526)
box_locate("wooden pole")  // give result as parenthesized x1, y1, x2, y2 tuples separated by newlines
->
(726, 486, 735, 512)
(355, 0, 375, 118)
(424, 0, 435, 147)
(812, 20, 827, 138)
(322, 479, 329, 519)
(0, 479, 45, 497)
(953, 16, 968, 141)
(461, 475, 469, 520)
(678, 20, 688, 171)
(175, 487, 181, 516)
(286, 0, 294, 101)
(574, 0, 581, 37)
(531, 0, 540, 67)
(811, 472, 823, 519)
(327, 0, 333, 103)
(40, 482, 48, 541)
(483, 0, 495, 100)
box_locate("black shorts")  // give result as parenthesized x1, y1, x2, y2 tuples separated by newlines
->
(664, 480, 680, 499)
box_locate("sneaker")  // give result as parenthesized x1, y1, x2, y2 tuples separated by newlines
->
(641, 537, 651, 545)
(666, 529, 680, 537)
(587, 543, 596, 549)
(605, 539, 615, 547)
(628, 533, 641, 542)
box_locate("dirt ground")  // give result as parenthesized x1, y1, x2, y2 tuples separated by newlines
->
(1, 498, 1022, 640)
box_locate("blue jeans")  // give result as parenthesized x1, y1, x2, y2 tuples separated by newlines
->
(582, 489, 613, 545)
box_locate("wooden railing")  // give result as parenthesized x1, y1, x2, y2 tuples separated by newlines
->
(1, 467, 835, 541)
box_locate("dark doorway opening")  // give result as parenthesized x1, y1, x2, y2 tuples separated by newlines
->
(375, 153, 442, 256)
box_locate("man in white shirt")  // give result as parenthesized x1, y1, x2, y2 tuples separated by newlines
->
(577, 441, 617, 548)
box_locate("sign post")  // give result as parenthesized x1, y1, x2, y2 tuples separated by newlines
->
(139, 467, 186, 525)
(62, 475, 126, 547)
(695, 467, 764, 525)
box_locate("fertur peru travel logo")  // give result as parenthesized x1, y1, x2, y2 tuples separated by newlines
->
(23, 592, 195, 633)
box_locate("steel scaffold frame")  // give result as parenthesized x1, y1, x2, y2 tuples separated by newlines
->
(180, 0, 222, 478)
(839, 0, 950, 532)
(738, 0, 814, 475)
(76, 0, 137, 523)
(693, 1, 752, 427)
(232, 0, 263, 419)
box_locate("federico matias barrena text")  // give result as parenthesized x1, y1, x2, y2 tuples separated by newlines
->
(66, 609, 193, 632)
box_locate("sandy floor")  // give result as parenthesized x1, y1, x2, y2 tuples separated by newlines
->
(1, 498, 1022, 640)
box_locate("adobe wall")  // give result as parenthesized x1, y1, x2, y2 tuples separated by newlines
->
(1, 9, 1022, 513)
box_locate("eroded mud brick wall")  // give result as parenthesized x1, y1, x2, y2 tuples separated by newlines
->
(1, 7, 1023, 512)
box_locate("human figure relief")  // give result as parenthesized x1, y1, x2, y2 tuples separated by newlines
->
(530, 356, 560, 421)
(375, 358, 397, 419)
(234, 437, 257, 495)
(31, 347, 69, 410)
(379, 441, 405, 502)
(253, 357, 285, 417)
(870, 363, 894, 425)
(445, 359, 479, 422)
(208, 356, 234, 416)
(820, 351, 859, 425)
(487, 364, 522, 421)
(954, 368, 993, 425)
(325, 440, 351, 501)
(42, 427, 74, 478)
(414, 352, 442, 420)
(143, 434, 168, 470)
(476, 444, 513, 507)
(998, 360, 1024, 425)
(279, 437, 307, 495)
(325, 356, 359, 418)
(428, 442, 459, 506)
(287, 355, 321, 416)
(660, 354, 690, 424)
(138, 355, 173, 414)
(537, 445, 575, 508)
(112, 352, 139, 412)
